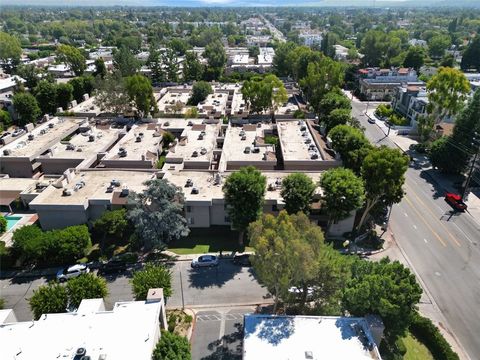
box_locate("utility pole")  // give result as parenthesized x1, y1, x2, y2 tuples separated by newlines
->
(461, 133, 480, 200)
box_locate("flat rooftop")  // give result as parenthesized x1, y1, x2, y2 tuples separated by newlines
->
(243, 315, 381, 360)
(45, 126, 121, 160)
(0, 117, 85, 158)
(277, 120, 324, 162)
(70, 96, 102, 116)
(167, 123, 219, 163)
(103, 124, 161, 161)
(222, 124, 276, 163)
(157, 89, 191, 114)
(0, 300, 161, 360)
(198, 91, 229, 117)
(157, 118, 204, 131)
(29, 169, 154, 206)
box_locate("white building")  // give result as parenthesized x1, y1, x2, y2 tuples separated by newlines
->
(0, 289, 167, 360)
(243, 314, 384, 360)
(299, 32, 323, 47)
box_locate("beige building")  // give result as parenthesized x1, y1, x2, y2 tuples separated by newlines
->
(29, 169, 155, 230)
(101, 123, 162, 169)
(0, 117, 86, 178)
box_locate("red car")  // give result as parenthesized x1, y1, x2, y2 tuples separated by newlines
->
(444, 193, 467, 212)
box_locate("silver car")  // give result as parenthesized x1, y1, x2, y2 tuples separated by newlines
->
(191, 255, 219, 268)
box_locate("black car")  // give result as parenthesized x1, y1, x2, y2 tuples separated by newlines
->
(99, 258, 128, 274)
(233, 254, 252, 266)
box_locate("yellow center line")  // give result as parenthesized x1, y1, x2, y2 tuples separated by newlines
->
(403, 196, 448, 247)
(405, 183, 462, 247)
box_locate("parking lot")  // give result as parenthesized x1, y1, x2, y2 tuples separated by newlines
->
(192, 307, 253, 360)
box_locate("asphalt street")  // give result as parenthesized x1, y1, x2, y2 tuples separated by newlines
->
(0, 259, 269, 322)
(352, 99, 480, 359)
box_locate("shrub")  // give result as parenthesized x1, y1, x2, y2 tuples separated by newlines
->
(152, 330, 191, 360)
(388, 114, 410, 126)
(12, 225, 91, 266)
(293, 109, 305, 119)
(264, 135, 279, 146)
(0, 216, 7, 235)
(66, 273, 108, 309)
(29, 282, 68, 320)
(375, 104, 393, 118)
(168, 313, 178, 332)
(131, 263, 172, 300)
(92, 209, 130, 242)
(187, 81, 212, 105)
(395, 337, 407, 355)
(410, 313, 459, 360)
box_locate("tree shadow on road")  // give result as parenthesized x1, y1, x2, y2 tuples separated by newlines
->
(202, 323, 243, 360)
(419, 169, 463, 200)
(188, 260, 243, 289)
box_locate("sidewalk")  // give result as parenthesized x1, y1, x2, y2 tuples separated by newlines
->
(370, 231, 470, 360)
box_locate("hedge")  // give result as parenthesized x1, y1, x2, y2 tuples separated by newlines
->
(410, 313, 459, 360)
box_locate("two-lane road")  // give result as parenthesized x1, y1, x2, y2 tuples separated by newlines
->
(352, 100, 480, 359)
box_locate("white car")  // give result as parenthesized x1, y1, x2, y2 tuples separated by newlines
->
(191, 255, 219, 268)
(56, 264, 90, 282)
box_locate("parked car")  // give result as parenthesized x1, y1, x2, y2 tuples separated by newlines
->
(191, 255, 219, 268)
(233, 253, 252, 266)
(367, 117, 376, 124)
(99, 257, 128, 275)
(444, 192, 467, 212)
(288, 286, 315, 300)
(56, 264, 89, 282)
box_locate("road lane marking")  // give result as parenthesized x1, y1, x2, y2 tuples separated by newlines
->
(405, 184, 461, 247)
(404, 196, 447, 247)
(404, 212, 408, 217)
(413, 225, 417, 230)
(424, 238, 428, 244)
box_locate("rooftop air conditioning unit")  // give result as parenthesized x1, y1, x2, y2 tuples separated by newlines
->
(300, 125, 306, 131)
(63, 189, 73, 196)
(106, 186, 114, 193)
(89, 135, 95, 142)
(241, 135, 246, 141)
(139, 132, 144, 138)
(257, 123, 262, 128)
(309, 144, 316, 150)
(66, 144, 75, 150)
(244, 147, 251, 154)
(305, 138, 311, 144)
(40, 129, 47, 135)
(28, 134, 34, 141)
(192, 151, 198, 157)
(3, 149, 11, 156)
(121, 187, 129, 197)
(111, 179, 121, 187)
(198, 134, 204, 140)
(302, 132, 308, 137)
(76, 348, 86, 357)
(252, 147, 260, 153)
(185, 179, 193, 187)
(200, 148, 207, 155)
(191, 187, 199, 194)
(136, 136, 142, 142)
(188, 121, 193, 126)
(48, 123, 54, 128)
(311, 153, 319, 160)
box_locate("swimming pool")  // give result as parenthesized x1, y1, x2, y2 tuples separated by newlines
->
(5, 215, 22, 231)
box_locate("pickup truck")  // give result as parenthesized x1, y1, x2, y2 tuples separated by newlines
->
(444, 193, 467, 212)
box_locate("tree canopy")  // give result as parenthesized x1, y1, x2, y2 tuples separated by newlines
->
(13, 92, 41, 125)
(66, 273, 108, 309)
(223, 166, 266, 245)
(29, 282, 68, 320)
(0, 32, 22, 73)
(56, 44, 86, 76)
(188, 81, 212, 105)
(127, 179, 189, 250)
(280, 173, 317, 215)
(124, 74, 158, 118)
(203, 40, 226, 80)
(152, 330, 191, 360)
(461, 35, 480, 71)
(131, 263, 172, 300)
(241, 74, 288, 118)
(183, 51, 204, 82)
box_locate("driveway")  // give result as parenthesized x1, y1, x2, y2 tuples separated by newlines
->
(192, 307, 253, 360)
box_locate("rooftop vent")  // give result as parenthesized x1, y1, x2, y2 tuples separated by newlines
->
(200, 147, 207, 155)
(111, 179, 121, 187)
(76, 348, 86, 357)
(121, 187, 129, 197)
(136, 136, 142, 142)
(305, 351, 313, 359)
(139, 132, 144, 138)
(191, 187, 199, 194)
(66, 143, 76, 150)
(118, 147, 127, 157)
(106, 185, 114, 193)
(201, 131, 206, 136)
(48, 123, 54, 128)
(244, 147, 251, 154)
(300, 125, 307, 131)
(257, 123, 262, 128)
(88, 135, 95, 142)
(188, 121, 193, 126)
(309, 144, 316, 150)
(302, 131, 308, 137)
(241, 135, 247, 141)
(252, 147, 260, 153)
(198, 134, 204, 140)
(304, 138, 312, 144)
(40, 129, 47, 135)
(185, 178, 193, 187)
(164, 121, 170, 127)
(28, 134, 35, 141)
(311, 153, 319, 160)
(3, 149, 11, 156)
(192, 151, 199, 157)
(239, 130, 245, 137)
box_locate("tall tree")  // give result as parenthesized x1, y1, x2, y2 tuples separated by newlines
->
(223, 166, 266, 245)
(343, 258, 422, 340)
(34, 80, 57, 115)
(93, 58, 107, 79)
(403, 46, 425, 71)
(15, 64, 40, 89)
(427, 67, 470, 124)
(29, 282, 68, 320)
(153, 331, 191, 360)
(113, 45, 140, 77)
(0, 32, 22, 73)
(280, 173, 317, 215)
(124, 74, 158, 118)
(329, 126, 372, 176)
(272, 41, 297, 78)
(183, 51, 203, 82)
(94, 73, 131, 116)
(131, 264, 172, 300)
(428, 34, 451, 58)
(56, 44, 86, 76)
(318, 90, 351, 118)
(56, 83, 73, 111)
(13, 92, 41, 125)
(461, 35, 480, 71)
(325, 108, 353, 133)
(162, 48, 179, 83)
(147, 47, 166, 84)
(66, 273, 108, 309)
(127, 179, 189, 250)
(249, 211, 325, 312)
(361, 30, 386, 67)
(203, 40, 226, 80)
(320, 167, 365, 227)
(188, 81, 212, 106)
(69, 75, 95, 103)
(358, 146, 409, 230)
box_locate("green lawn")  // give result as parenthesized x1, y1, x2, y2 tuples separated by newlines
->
(403, 333, 434, 360)
(167, 226, 253, 254)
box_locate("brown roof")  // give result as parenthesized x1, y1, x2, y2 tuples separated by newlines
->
(436, 122, 454, 136)
(0, 190, 21, 206)
(191, 124, 206, 131)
